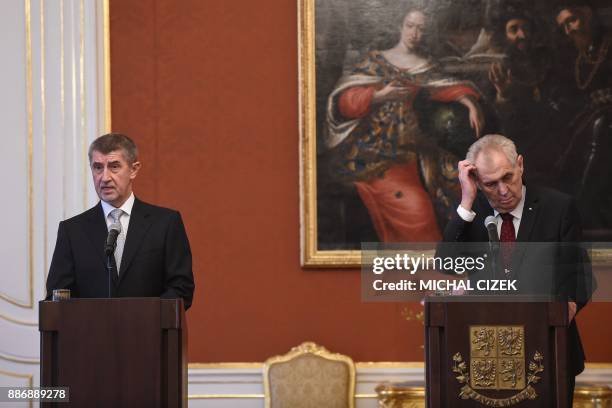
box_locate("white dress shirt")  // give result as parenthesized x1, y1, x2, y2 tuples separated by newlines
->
(101, 192, 135, 236)
(456, 185, 527, 238)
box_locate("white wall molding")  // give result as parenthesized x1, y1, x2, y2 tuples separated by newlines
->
(186, 364, 612, 408)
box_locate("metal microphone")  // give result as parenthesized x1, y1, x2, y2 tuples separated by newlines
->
(484, 216, 499, 243)
(484, 215, 500, 278)
(104, 222, 122, 256)
(104, 222, 121, 298)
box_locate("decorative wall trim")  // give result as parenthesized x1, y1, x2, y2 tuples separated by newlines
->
(186, 364, 612, 407)
(0, 313, 38, 327)
(101, 0, 111, 131)
(0, 351, 39, 365)
(0, 0, 35, 310)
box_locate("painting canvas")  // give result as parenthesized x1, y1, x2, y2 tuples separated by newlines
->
(300, 0, 612, 267)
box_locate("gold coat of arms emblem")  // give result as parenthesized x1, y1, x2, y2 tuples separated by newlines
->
(471, 326, 525, 390)
(452, 326, 545, 406)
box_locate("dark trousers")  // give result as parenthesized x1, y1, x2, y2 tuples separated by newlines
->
(568, 376, 576, 407)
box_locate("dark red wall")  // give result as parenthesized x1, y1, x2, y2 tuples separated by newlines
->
(109, 0, 612, 362)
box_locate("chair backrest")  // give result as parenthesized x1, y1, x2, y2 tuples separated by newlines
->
(263, 342, 356, 408)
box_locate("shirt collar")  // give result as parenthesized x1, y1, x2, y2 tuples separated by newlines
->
(493, 185, 526, 220)
(101, 192, 135, 219)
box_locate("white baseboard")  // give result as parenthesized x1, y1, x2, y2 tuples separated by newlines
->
(187, 364, 612, 407)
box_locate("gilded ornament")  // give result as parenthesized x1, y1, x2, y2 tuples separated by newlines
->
(451, 326, 543, 406)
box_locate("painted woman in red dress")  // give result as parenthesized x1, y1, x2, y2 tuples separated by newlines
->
(325, 8, 484, 242)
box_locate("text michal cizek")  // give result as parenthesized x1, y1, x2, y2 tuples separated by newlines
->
(372, 279, 518, 292)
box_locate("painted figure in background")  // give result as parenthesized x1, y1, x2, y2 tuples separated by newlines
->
(555, 2, 612, 235)
(324, 8, 485, 242)
(487, 9, 569, 186)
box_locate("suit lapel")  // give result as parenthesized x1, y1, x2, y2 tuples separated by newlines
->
(84, 202, 119, 285)
(118, 198, 154, 282)
(512, 187, 539, 274)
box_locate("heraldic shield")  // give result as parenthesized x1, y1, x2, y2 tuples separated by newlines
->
(425, 297, 571, 407)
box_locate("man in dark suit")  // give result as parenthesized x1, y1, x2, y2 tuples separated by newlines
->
(46, 133, 195, 309)
(442, 134, 591, 405)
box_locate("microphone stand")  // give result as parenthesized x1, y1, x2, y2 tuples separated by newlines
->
(485, 217, 500, 281)
(104, 224, 121, 298)
(488, 240, 500, 280)
(106, 252, 113, 298)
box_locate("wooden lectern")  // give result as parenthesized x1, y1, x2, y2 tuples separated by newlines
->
(425, 297, 569, 408)
(39, 298, 187, 407)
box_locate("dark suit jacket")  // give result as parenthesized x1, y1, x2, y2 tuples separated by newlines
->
(441, 185, 592, 375)
(46, 198, 195, 309)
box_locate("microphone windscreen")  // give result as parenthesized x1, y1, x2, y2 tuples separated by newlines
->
(484, 215, 497, 228)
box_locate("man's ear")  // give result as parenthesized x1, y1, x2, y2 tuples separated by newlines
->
(130, 161, 141, 179)
(516, 155, 524, 172)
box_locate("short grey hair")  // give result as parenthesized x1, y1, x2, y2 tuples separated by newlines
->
(465, 134, 518, 166)
(88, 133, 138, 164)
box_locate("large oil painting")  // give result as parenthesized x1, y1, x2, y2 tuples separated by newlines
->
(300, 0, 612, 266)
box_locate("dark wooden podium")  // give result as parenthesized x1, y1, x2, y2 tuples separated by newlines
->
(39, 298, 187, 407)
(425, 297, 569, 408)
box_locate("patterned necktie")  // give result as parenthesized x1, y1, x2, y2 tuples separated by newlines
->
(500, 213, 516, 275)
(109, 208, 125, 275)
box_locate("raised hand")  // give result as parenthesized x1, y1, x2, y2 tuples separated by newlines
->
(488, 62, 512, 99)
(457, 159, 479, 211)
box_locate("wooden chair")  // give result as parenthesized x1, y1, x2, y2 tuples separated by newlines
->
(263, 341, 356, 408)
